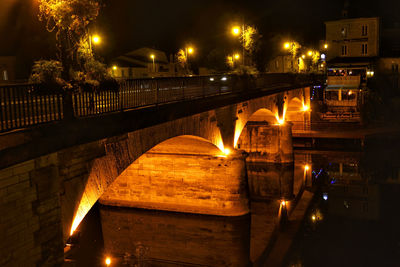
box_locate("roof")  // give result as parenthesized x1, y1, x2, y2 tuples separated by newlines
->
(110, 47, 169, 67)
(325, 17, 379, 25)
(327, 57, 377, 68)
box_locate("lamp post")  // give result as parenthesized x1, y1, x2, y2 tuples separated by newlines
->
(150, 54, 155, 72)
(185, 46, 194, 72)
(89, 34, 101, 52)
(231, 25, 245, 65)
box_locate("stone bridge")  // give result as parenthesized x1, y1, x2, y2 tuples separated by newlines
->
(0, 74, 318, 266)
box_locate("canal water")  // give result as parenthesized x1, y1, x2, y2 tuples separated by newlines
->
(67, 136, 400, 267)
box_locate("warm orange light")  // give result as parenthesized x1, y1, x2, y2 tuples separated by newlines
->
(234, 53, 240, 60)
(232, 26, 240, 36)
(187, 47, 194, 54)
(150, 54, 155, 59)
(302, 54, 306, 59)
(348, 90, 353, 96)
(223, 148, 231, 156)
(307, 51, 313, 56)
(311, 215, 316, 221)
(284, 42, 290, 49)
(324, 43, 328, 49)
(105, 257, 111, 266)
(304, 165, 310, 171)
(281, 200, 286, 206)
(92, 35, 101, 44)
(302, 105, 310, 112)
(277, 118, 285, 125)
(112, 65, 117, 70)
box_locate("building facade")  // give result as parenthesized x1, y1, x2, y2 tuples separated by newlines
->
(323, 17, 380, 121)
(110, 48, 176, 79)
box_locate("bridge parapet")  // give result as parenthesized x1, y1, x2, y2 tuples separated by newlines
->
(0, 73, 322, 134)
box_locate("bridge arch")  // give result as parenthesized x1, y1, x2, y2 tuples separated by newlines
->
(67, 111, 238, 238)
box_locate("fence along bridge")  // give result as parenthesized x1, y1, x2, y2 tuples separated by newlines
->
(0, 74, 319, 133)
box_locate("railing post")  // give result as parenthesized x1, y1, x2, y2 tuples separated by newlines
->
(182, 80, 185, 100)
(202, 77, 206, 98)
(155, 80, 159, 106)
(62, 90, 75, 120)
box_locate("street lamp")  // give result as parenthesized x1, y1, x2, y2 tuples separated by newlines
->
(150, 54, 155, 72)
(232, 26, 241, 36)
(92, 35, 101, 45)
(231, 24, 246, 65)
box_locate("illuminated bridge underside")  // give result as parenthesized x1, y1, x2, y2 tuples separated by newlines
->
(70, 86, 310, 238)
(99, 136, 249, 216)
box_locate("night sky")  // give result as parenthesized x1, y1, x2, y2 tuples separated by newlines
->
(1, 0, 399, 77)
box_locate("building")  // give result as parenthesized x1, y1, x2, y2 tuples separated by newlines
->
(323, 17, 380, 121)
(110, 47, 176, 79)
(0, 56, 16, 83)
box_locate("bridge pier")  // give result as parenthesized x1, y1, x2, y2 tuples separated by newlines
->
(99, 140, 249, 216)
(237, 121, 294, 164)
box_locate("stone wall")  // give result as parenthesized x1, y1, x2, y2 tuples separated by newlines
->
(99, 144, 249, 216)
(238, 122, 294, 164)
(0, 154, 64, 266)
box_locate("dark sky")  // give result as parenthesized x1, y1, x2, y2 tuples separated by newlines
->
(1, 0, 399, 75)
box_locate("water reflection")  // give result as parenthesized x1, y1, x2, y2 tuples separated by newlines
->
(247, 162, 294, 201)
(100, 207, 251, 266)
(286, 146, 400, 267)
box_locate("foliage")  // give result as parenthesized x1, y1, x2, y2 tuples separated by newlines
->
(230, 65, 259, 77)
(34, 0, 118, 92)
(38, 0, 100, 34)
(29, 60, 66, 92)
(30, 60, 63, 84)
(176, 49, 187, 68)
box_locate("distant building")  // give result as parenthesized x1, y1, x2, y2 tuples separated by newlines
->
(323, 17, 380, 121)
(0, 56, 16, 83)
(268, 55, 304, 73)
(110, 47, 177, 79)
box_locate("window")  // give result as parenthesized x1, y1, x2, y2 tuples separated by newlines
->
(341, 27, 347, 37)
(362, 25, 368, 36)
(361, 43, 368, 55)
(2, 70, 8, 80)
(341, 45, 348, 56)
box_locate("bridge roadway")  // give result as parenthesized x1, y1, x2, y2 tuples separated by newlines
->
(0, 73, 321, 170)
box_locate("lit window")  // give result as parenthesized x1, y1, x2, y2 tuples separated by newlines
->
(2, 70, 8, 80)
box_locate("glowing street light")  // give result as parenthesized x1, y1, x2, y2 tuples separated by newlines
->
(304, 165, 310, 171)
(105, 257, 111, 266)
(232, 26, 241, 36)
(187, 47, 194, 54)
(92, 34, 101, 45)
(302, 54, 306, 59)
(284, 42, 291, 49)
(307, 50, 313, 57)
(234, 53, 240, 60)
(324, 43, 328, 49)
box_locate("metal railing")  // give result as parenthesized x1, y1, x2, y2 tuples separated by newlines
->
(0, 73, 321, 133)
